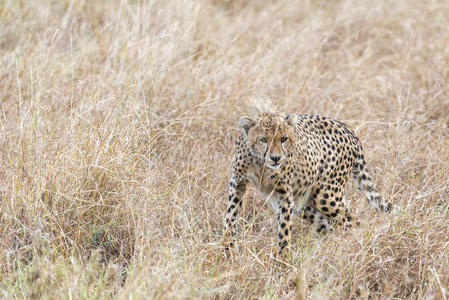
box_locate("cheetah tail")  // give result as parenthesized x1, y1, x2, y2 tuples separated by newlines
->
(351, 150, 392, 212)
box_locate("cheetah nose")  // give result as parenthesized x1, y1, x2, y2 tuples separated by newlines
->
(270, 156, 281, 163)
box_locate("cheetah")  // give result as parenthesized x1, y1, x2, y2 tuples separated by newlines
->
(224, 109, 394, 254)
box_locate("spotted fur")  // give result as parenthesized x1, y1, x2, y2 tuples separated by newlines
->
(224, 112, 394, 254)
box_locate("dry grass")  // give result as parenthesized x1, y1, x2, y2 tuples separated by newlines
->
(1, 0, 449, 298)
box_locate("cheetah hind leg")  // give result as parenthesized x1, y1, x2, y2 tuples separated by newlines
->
(298, 205, 332, 234)
(311, 188, 361, 230)
(332, 206, 360, 229)
(300, 204, 359, 233)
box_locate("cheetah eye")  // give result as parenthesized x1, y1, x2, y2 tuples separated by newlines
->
(281, 136, 288, 143)
(260, 136, 268, 143)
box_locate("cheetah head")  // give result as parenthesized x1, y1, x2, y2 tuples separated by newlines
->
(240, 112, 298, 170)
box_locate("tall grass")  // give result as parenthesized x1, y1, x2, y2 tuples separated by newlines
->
(0, 0, 448, 298)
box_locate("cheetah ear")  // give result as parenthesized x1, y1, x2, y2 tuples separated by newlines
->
(239, 116, 256, 134)
(285, 114, 298, 126)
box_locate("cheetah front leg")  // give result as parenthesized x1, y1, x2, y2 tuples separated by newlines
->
(224, 177, 247, 236)
(224, 147, 249, 238)
(275, 186, 294, 254)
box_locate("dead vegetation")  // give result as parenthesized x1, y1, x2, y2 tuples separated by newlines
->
(0, 0, 448, 298)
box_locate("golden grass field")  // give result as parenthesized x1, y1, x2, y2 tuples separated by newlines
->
(1, 0, 449, 298)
